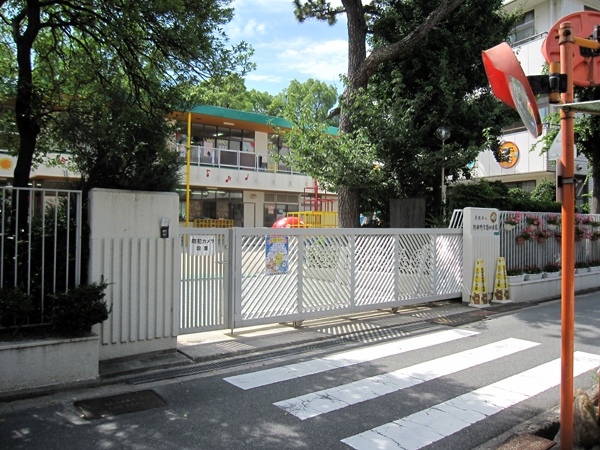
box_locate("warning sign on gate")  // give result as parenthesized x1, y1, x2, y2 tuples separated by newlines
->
(189, 235, 216, 256)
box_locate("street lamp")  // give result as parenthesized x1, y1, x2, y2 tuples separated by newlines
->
(436, 127, 451, 204)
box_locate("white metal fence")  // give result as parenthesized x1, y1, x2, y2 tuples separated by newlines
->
(449, 209, 600, 271)
(0, 187, 82, 328)
(179, 227, 462, 333)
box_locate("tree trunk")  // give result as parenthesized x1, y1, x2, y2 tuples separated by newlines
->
(12, 3, 42, 229)
(338, 185, 361, 228)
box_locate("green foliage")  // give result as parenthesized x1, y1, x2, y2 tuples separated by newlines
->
(277, 104, 378, 192)
(48, 279, 111, 337)
(192, 74, 271, 113)
(447, 179, 561, 213)
(524, 265, 542, 274)
(1, 0, 253, 187)
(531, 178, 556, 202)
(543, 262, 561, 273)
(353, 0, 519, 219)
(508, 188, 529, 199)
(43, 88, 184, 193)
(0, 286, 34, 328)
(193, 76, 339, 125)
(270, 79, 339, 126)
(506, 267, 523, 276)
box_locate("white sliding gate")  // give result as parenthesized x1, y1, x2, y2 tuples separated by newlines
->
(179, 227, 462, 334)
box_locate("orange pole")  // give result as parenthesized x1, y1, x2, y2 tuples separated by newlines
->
(559, 21, 575, 450)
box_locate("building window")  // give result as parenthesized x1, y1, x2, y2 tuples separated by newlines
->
(263, 193, 299, 227)
(505, 180, 536, 193)
(179, 123, 255, 153)
(179, 188, 244, 226)
(509, 10, 535, 44)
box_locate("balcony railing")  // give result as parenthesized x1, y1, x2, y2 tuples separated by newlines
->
(171, 143, 300, 174)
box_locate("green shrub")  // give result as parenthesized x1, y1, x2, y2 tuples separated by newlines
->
(448, 179, 561, 213)
(531, 179, 556, 202)
(0, 286, 34, 328)
(48, 279, 111, 337)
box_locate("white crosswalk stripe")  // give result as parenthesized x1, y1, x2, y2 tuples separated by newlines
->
(273, 338, 539, 420)
(341, 351, 599, 450)
(224, 328, 478, 390)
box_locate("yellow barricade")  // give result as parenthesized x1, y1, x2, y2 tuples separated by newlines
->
(193, 219, 233, 228)
(470, 259, 490, 308)
(287, 212, 338, 228)
(493, 257, 511, 303)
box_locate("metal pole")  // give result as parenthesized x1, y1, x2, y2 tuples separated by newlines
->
(186, 112, 191, 229)
(559, 21, 575, 450)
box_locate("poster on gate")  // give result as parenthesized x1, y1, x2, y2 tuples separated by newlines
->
(266, 236, 289, 275)
(189, 235, 216, 256)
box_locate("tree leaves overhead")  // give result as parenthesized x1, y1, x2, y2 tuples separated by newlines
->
(355, 0, 519, 212)
(1, 0, 253, 187)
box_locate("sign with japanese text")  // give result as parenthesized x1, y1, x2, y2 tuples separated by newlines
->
(189, 235, 216, 256)
(471, 210, 499, 236)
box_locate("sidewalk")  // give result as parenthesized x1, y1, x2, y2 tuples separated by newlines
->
(99, 298, 532, 382)
(0, 298, 538, 403)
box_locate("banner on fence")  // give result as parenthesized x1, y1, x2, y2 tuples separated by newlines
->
(470, 259, 490, 308)
(493, 257, 511, 303)
(266, 236, 289, 275)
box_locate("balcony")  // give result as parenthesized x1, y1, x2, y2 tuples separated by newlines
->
(171, 143, 299, 174)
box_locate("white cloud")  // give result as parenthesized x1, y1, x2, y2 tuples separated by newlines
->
(245, 74, 284, 83)
(227, 19, 268, 40)
(230, 0, 294, 13)
(278, 39, 347, 81)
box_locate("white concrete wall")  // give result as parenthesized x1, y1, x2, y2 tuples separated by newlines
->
(513, 37, 546, 75)
(462, 208, 501, 305)
(88, 188, 180, 361)
(0, 334, 99, 393)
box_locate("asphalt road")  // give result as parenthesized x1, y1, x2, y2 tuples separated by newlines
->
(2, 293, 600, 450)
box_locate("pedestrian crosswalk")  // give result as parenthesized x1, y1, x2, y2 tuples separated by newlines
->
(223, 329, 599, 450)
(274, 338, 538, 420)
(224, 328, 479, 389)
(342, 352, 598, 450)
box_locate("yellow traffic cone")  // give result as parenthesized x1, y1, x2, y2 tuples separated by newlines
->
(492, 257, 512, 303)
(470, 259, 490, 308)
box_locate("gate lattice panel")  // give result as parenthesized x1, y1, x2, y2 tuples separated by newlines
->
(180, 230, 229, 334)
(180, 227, 463, 333)
(302, 234, 352, 312)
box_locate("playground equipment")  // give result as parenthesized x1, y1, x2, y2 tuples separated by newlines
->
(193, 219, 234, 228)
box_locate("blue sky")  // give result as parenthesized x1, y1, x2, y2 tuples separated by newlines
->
(225, 0, 349, 96)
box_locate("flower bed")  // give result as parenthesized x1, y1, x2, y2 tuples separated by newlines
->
(507, 269, 600, 303)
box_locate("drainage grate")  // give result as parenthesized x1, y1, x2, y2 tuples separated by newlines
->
(74, 390, 167, 420)
(496, 433, 556, 450)
(128, 338, 350, 385)
(429, 310, 494, 327)
(344, 322, 438, 343)
(488, 302, 537, 315)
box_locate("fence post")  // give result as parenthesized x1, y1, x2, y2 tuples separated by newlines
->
(462, 208, 500, 305)
(297, 233, 304, 314)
